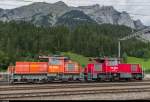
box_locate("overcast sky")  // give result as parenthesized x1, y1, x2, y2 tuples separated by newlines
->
(0, 0, 150, 26)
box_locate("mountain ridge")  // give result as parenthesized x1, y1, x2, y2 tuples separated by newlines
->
(0, 1, 146, 29)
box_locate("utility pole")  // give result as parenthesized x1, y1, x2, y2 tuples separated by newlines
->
(118, 40, 121, 58)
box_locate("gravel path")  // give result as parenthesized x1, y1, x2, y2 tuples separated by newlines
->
(1, 85, 150, 94)
(10, 92, 150, 100)
(1, 84, 150, 100)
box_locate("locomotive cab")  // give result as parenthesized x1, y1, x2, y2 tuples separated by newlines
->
(39, 55, 81, 82)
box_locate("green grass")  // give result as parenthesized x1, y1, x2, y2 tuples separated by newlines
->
(127, 57, 150, 73)
(0, 68, 6, 72)
(61, 52, 89, 67)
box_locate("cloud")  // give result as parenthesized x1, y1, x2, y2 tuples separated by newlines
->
(0, 0, 150, 26)
(0, 0, 31, 9)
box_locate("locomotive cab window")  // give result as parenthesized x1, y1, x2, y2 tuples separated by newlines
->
(131, 64, 137, 72)
(108, 60, 118, 66)
(67, 63, 75, 71)
(94, 64, 102, 71)
(49, 57, 60, 65)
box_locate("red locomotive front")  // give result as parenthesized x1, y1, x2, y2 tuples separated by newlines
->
(118, 63, 143, 80)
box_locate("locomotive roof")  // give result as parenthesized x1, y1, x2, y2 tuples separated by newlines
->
(90, 57, 121, 61)
(39, 55, 70, 60)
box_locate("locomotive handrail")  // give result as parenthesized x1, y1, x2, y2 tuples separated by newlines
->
(0, 72, 9, 74)
(39, 55, 69, 60)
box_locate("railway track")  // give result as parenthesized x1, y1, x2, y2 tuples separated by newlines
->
(0, 85, 150, 100)
(0, 80, 150, 91)
(1, 80, 150, 100)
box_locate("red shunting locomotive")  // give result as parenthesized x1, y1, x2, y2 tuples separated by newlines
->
(84, 57, 144, 81)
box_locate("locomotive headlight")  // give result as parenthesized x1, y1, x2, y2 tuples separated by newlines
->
(113, 73, 117, 76)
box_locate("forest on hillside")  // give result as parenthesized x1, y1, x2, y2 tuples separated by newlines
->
(0, 21, 150, 69)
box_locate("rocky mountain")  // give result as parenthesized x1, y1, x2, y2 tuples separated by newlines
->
(56, 10, 97, 28)
(77, 5, 120, 24)
(77, 5, 147, 30)
(0, 1, 71, 26)
(134, 20, 146, 30)
(0, 1, 146, 29)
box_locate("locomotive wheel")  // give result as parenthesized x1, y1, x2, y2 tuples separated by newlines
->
(9, 80, 14, 84)
(61, 78, 68, 82)
(110, 78, 114, 82)
(125, 78, 131, 81)
(138, 78, 143, 80)
(96, 78, 102, 82)
(42, 79, 48, 83)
